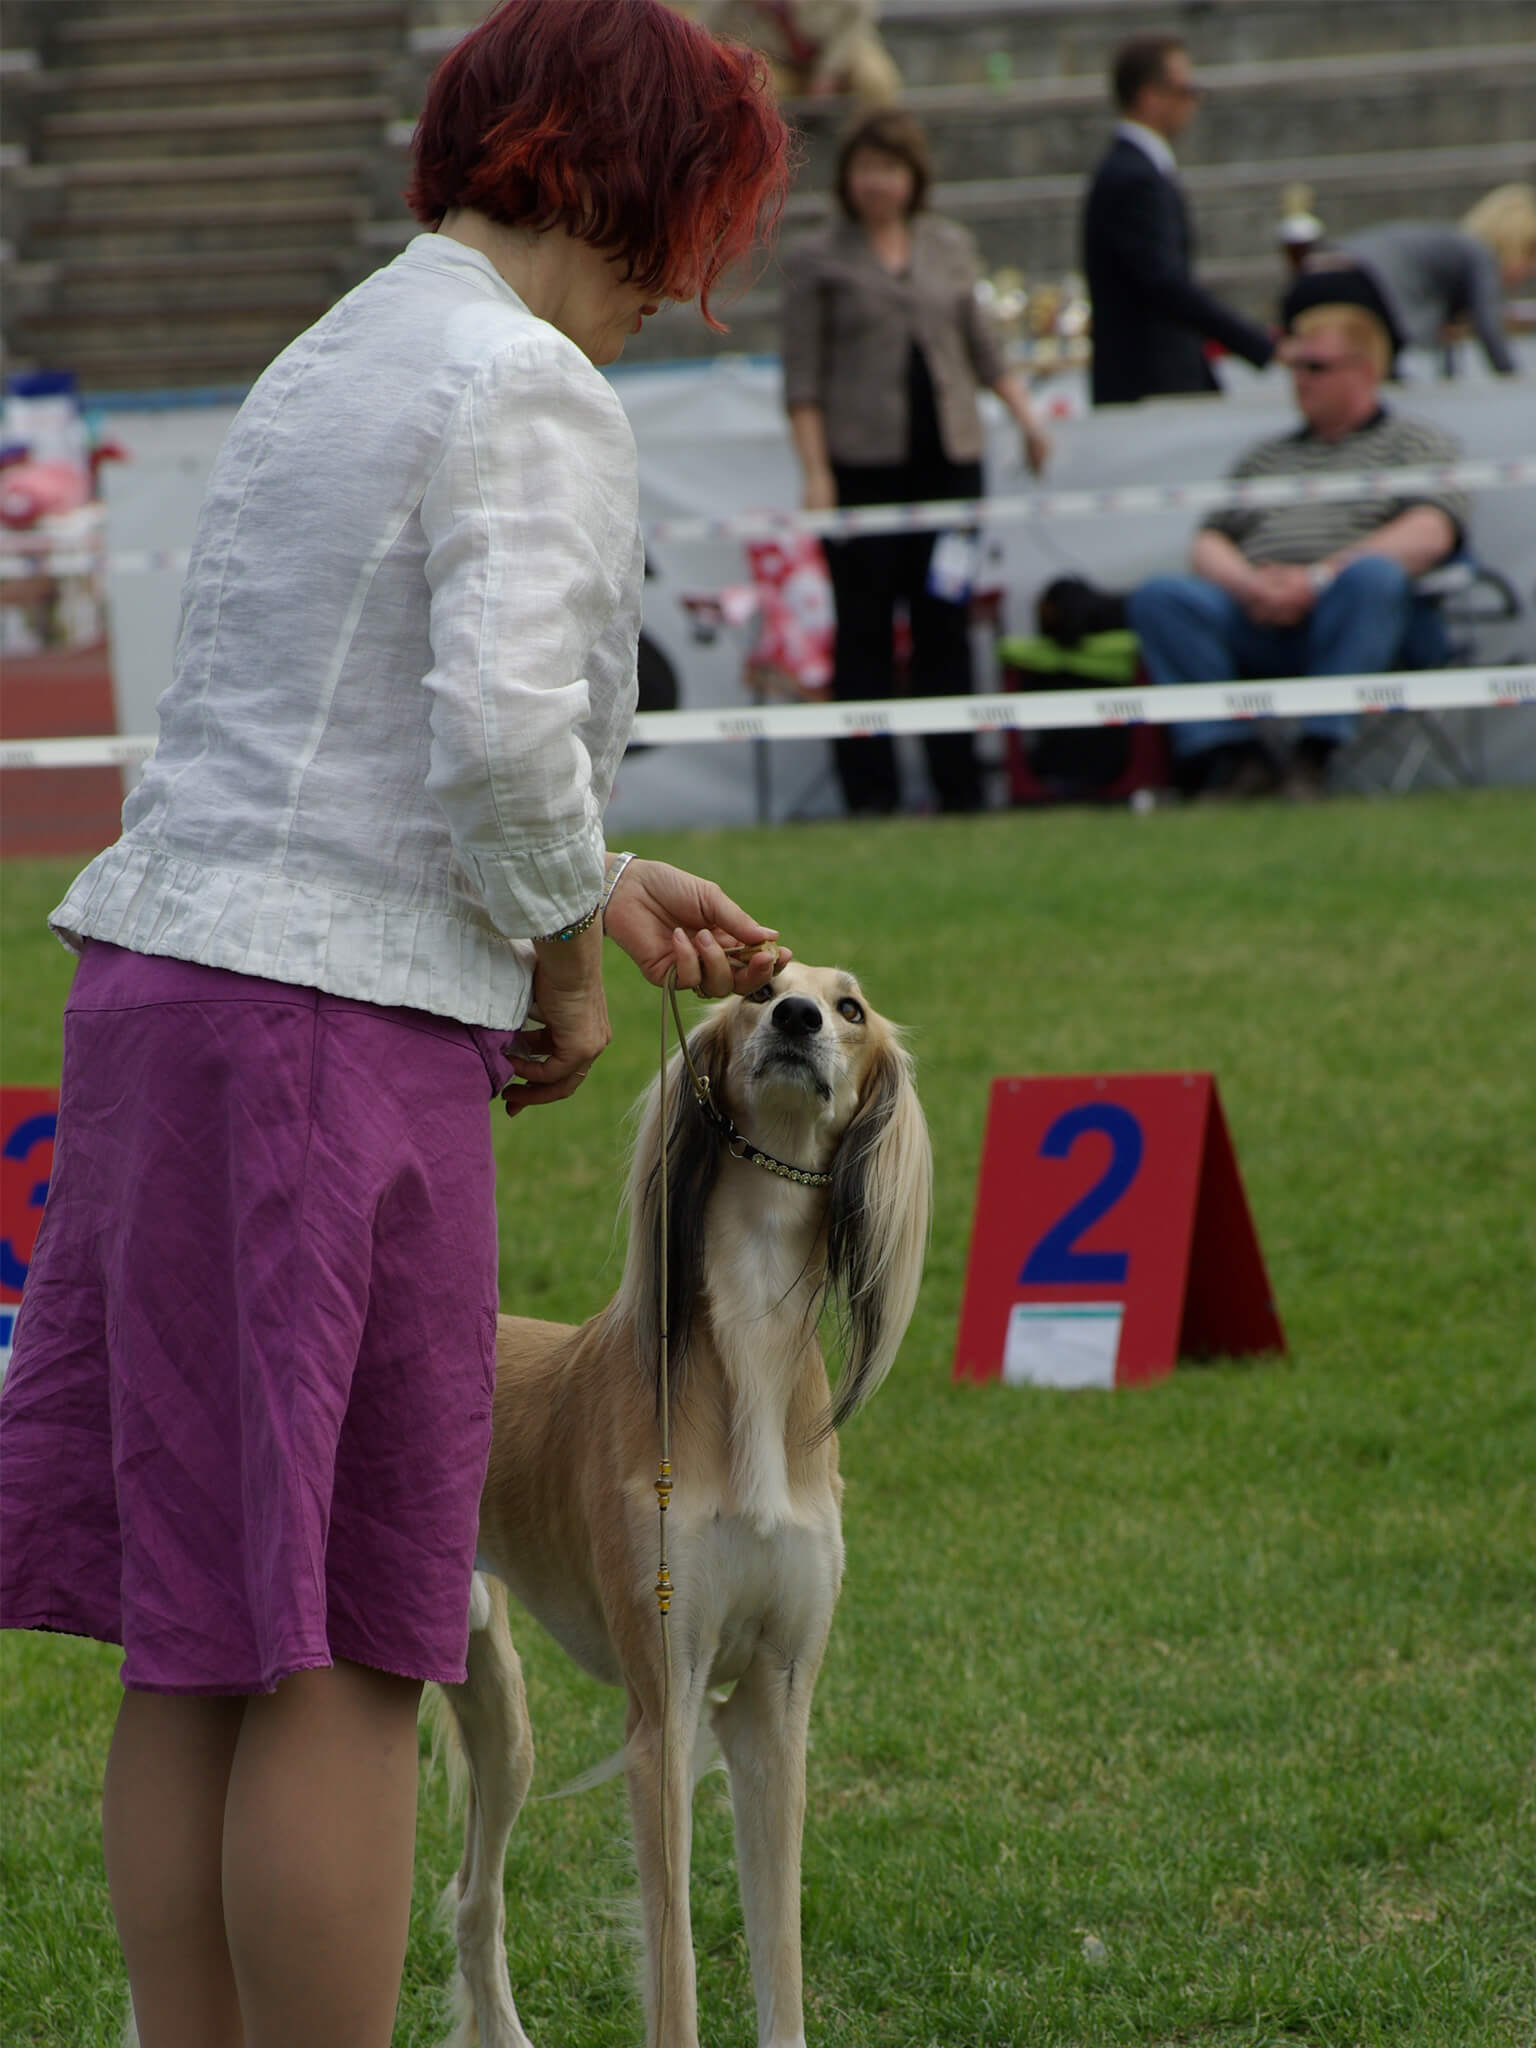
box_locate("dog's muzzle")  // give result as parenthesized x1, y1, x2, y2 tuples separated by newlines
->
(754, 996, 832, 1098)
(771, 996, 823, 1038)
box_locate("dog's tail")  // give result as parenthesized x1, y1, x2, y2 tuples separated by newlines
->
(422, 1568, 516, 1819)
(538, 1712, 724, 1803)
(423, 1672, 470, 1815)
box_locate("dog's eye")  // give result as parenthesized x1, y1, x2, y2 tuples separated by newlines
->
(837, 997, 865, 1024)
(745, 983, 775, 1005)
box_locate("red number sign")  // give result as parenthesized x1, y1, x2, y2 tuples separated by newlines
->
(954, 1073, 1284, 1389)
(1, 1086, 58, 1372)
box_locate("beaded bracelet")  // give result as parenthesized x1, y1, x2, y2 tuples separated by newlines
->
(600, 850, 637, 929)
(535, 900, 600, 944)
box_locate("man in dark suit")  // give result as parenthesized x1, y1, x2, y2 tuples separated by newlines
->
(1082, 34, 1275, 405)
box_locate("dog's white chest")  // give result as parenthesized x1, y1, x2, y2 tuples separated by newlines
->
(673, 1503, 844, 1690)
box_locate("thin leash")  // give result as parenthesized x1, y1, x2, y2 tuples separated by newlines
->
(653, 970, 678, 2041)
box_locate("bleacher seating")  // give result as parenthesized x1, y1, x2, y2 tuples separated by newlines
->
(1, 0, 1532, 390)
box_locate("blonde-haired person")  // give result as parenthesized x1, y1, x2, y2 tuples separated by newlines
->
(781, 106, 1050, 814)
(1127, 298, 1467, 800)
(1333, 182, 1536, 376)
(1463, 182, 1536, 276)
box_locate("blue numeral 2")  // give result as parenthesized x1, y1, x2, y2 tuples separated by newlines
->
(1019, 1104, 1143, 1285)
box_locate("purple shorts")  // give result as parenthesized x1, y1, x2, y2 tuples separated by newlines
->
(0, 942, 513, 1695)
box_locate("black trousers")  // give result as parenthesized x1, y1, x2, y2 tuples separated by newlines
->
(826, 458, 984, 815)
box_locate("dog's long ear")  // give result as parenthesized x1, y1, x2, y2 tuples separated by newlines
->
(820, 1031, 932, 1435)
(611, 1005, 733, 1409)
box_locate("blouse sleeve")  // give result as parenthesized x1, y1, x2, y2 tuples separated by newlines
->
(419, 340, 639, 941)
(780, 240, 828, 411)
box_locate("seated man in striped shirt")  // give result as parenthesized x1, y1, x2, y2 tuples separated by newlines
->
(1127, 299, 1467, 799)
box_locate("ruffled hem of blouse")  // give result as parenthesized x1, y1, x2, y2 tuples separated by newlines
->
(50, 841, 536, 1030)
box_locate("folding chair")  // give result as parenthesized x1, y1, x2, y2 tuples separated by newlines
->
(1339, 560, 1522, 794)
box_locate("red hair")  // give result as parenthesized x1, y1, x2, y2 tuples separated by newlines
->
(407, 0, 791, 330)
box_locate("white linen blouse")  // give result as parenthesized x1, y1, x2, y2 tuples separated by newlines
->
(52, 235, 642, 1029)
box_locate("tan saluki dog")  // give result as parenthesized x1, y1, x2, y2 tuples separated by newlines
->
(434, 963, 931, 2048)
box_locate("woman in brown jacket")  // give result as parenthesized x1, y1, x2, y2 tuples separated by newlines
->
(782, 108, 1049, 813)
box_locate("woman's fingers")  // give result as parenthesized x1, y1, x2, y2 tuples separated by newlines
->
(673, 928, 789, 998)
(500, 1062, 596, 1115)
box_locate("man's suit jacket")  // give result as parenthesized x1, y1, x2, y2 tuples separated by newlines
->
(1081, 135, 1274, 406)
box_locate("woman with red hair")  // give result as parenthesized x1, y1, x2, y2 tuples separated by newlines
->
(0, 5, 788, 2043)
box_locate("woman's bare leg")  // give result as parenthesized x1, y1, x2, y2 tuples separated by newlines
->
(102, 1660, 421, 2047)
(102, 1689, 247, 2048)
(221, 1660, 423, 2048)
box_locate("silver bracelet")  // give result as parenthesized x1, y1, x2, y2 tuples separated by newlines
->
(600, 851, 637, 930)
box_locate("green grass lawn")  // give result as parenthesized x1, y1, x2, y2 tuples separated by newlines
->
(3, 790, 1534, 2046)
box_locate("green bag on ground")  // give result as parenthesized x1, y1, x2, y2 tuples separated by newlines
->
(997, 630, 1144, 791)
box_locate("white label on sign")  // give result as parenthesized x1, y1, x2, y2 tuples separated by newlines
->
(1002, 1303, 1122, 1389)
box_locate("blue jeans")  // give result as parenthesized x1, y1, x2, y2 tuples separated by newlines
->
(1126, 557, 1445, 759)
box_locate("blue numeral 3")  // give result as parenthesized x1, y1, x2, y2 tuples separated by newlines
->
(1020, 1104, 1143, 1286)
(1, 1111, 56, 1294)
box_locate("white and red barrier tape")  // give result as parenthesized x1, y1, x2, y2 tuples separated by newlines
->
(1, 458, 1532, 577)
(4, 668, 1531, 770)
(644, 459, 1536, 548)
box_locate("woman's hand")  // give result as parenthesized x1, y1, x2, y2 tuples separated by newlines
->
(802, 466, 837, 513)
(992, 373, 1052, 477)
(604, 858, 789, 996)
(1021, 418, 1052, 476)
(500, 923, 610, 1115)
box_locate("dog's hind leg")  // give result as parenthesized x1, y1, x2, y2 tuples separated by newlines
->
(712, 1648, 817, 2048)
(435, 1575, 536, 2048)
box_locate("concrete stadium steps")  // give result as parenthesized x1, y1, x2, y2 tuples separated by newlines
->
(6, 331, 311, 391)
(32, 92, 397, 167)
(31, 52, 399, 111)
(874, 0, 1536, 85)
(4, 0, 1534, 392)
(47, 2, 409, 65)
(785, 46, 1536, 187)
(363, 133, 1536, 347)
(0, 0, 400, 387)
(404, 1, 1536, 77)
(6, 248, 340, 325)
(10, 298, 331, 367)
(3, 148, 374, 231)
(18, 196, 373, 259)
(852, 138, 1536, 290)
(588, 128, 1536, 366)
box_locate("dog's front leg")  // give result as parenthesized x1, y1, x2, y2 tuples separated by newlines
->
(711, 1647, 818, 2048)
(626, 1673, 705, 2048)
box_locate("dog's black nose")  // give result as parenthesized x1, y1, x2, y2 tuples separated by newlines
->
(772, 995, 823, 1037)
